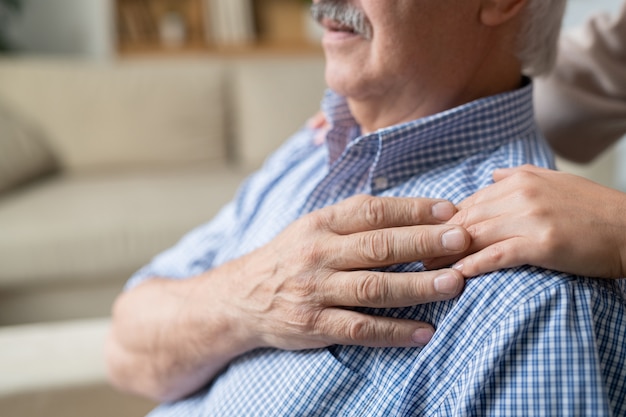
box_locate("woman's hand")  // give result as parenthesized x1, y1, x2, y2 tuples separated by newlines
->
(430, 165, 626, 279)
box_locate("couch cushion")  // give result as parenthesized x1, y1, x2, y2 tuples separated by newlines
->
(0, 58, 227, 172)
(231, 56, 327, 168)
(0, 167, 248, 288)
(0, 101, 58, 193)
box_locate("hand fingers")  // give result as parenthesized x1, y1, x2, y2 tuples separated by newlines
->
(320, 268, 465, 308)
(316, 195, 457, 235)
(456, 179, 513, 212)
(327, 224, 470, 269)
(316, 308, 437, 347)
(427, 215, 527, 271)
(458, 165, 547, 211)
(453, 178, 532, 230)
(451, 239, 527, 277)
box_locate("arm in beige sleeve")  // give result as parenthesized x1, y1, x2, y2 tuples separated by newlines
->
(534, 1, 626, 163)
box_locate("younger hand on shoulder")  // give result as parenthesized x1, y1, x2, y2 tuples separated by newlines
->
(430, 165, 626, 279)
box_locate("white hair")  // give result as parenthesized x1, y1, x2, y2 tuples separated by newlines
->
(517, 0, 567, 76)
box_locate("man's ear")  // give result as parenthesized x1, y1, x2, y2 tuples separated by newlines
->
(480, 0, 527, 26)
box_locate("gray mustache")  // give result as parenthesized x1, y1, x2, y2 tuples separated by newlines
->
(310, 1, 373, 40)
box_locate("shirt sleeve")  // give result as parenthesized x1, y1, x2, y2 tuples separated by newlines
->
(126, 125, 320, 289)
(534, 1, 626, 160)
(462, 276, 626, 415)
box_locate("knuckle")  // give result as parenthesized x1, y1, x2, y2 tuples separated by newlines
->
(294, 274, 319, 300)
(313, 242, 330, 266)
(308, 308, 330, 334)
(412, 231, 436, 255)
(295, 217, 340, 268)
(485, 244, 506, 265)
(358, 232, 394, 263)
(512, 173, 542, 199)
(355, 273, 389, 305)
(450, 207, 470, 227)
(303, 210, 329, 232)
(344, 317, 404, 346)
(537, 225, 561, 253)
(345, 317, 377, 342)
(386, 324, 407, 345)
(511, 170, 533, 184)
(511, 169, 535, 183)
(516, 187, 539, 204)
(287, 306, 313, 332)
(407, 274, 431, 300)
(360, 196, 387, 228)
(524, 201, 551, 221)
(296, 305, 323, 333)
(466, 222, 484, 241)
(295, 242, 324, 268)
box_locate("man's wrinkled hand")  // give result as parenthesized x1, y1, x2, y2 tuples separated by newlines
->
(226, 195, 470, 351)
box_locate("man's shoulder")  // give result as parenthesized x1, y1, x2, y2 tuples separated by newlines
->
(388, 133, 554, 204)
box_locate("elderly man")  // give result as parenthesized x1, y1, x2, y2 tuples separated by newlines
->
(106, 0, 626, 415)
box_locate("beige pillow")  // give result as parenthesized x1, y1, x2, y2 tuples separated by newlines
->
(0, 102, 57, 193)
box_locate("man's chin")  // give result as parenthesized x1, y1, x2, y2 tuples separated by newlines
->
(324, 70, 353, 97)
(324, 55, 369, 93)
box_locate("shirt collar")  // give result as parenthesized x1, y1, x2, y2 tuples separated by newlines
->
(320, 79, 537, 191)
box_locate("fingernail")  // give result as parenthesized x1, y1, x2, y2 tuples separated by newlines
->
(452, 262, 464, 272)
(432, 201, 455, 221)
(412, 328, 434, 345)
(434, 272, 460, 295)
(441, 229, 466, 251)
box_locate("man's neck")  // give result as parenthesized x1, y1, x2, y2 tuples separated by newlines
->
(348, 62, 524, 135)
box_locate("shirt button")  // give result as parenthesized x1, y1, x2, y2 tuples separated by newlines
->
(373, 176, 389, 190)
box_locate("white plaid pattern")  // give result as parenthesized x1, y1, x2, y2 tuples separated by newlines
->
(130, 84, 626, 416)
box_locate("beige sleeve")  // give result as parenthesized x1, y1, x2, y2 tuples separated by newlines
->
(534, 1, 626, 163)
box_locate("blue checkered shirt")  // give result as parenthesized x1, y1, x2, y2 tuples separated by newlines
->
(130, 83, 626, 416)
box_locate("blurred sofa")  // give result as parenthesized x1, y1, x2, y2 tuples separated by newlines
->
(0, 55, 326, 416)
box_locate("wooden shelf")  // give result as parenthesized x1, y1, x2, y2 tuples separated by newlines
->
(117, 41, 322, 57)
(115, 0, 322, 58)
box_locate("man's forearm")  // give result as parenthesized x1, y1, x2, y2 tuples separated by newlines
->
(105, 268, 251, 402)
